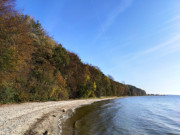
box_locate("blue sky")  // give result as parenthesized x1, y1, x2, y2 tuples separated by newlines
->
(16, 0, 180, 95)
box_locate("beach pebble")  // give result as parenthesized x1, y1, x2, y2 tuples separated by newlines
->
(43, 130, 48, 135)
(52, 114, 56, 117)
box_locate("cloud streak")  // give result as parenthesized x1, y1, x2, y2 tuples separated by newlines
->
(117, 35, 180, 65)
(140, 34, 180, 56)
(92, 0, 133, 44)
(165, 15, 180, 24)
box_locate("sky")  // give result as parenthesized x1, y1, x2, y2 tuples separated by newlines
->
(16, 0, 180, 95)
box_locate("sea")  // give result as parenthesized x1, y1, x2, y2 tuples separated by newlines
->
(60, 96, 180, 135)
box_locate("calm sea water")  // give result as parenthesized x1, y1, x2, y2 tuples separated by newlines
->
(61, 96, 180, 135)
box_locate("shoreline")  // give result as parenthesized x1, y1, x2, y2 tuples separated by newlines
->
(0, 97, 118, 135)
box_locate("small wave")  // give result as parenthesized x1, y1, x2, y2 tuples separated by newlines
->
(58, 108, 76, 135)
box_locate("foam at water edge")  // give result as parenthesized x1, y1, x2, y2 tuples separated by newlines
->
(58, 108, 76, 135)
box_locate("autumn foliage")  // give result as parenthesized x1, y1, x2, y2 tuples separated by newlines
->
(0, 0, 146, 103)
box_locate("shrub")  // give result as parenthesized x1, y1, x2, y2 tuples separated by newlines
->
(0, 84, 17, 103)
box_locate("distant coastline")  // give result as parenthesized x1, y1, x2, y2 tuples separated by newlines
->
(146, 94, 166, 96)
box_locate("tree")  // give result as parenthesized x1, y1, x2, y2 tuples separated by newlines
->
(53, 44, 69, 70)
(108, 75, 114, 81)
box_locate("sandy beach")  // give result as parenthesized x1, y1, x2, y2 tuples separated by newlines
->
(0, 98, 116, 135)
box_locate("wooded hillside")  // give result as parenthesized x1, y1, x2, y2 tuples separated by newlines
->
(0, 0, 146, 103)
